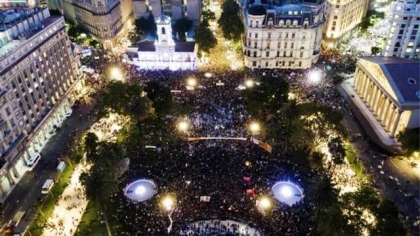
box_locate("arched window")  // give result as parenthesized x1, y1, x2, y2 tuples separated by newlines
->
(256, 21, 259, 26)
(250, 20, 253, 26)
(161, 27, 166, 35)
(279, 20, 284, 26)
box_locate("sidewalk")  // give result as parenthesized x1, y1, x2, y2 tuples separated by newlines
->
(41, 163, 90, 236)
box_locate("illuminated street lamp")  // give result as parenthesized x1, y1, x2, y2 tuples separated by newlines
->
(259, 197, 272, 210)
(161, 195, 176, 233)
(249, 122, 260, 135)
(187, 77, 197, 87)
(245, 79, 254, 88)
(307, 69, 323, 85)
(111, 67, 123, 81)
(162, 196, 175, 211)
(177, 121, 189, 132)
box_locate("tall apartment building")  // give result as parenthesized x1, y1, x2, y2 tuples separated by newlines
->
(0, 7, 80, 200)
(133, 0, 201, 25)
(62, 0, 134, 49)
(384, 0, 420, 60)
(323, 0, 369, 47)
(244, 0, 325, 69)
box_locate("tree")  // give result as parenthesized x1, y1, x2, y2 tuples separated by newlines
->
(308, 174, 339, 233)
(201, 9, 216, 26)
(218, 0, 244, 42)
(396, 128, 420, 156)
(316, 205, 353, 236)
(89, 39, 100, 48)
(283, 99, 300, 152)
(135, 15, 157, 37)
(144, 81, 173, 117)
(341, 184, 381, 234)
(245, 76, 289, 115)
(194, 25, 217, 53)
(371, 46, 382, 56)
(80, 168, 115, 236)
(370, 200, 406, 236)
(84, 132, 98, 158)
(174, 17, 193, 41)
(128, 96, 153, 122)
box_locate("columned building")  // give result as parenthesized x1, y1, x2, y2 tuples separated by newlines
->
(125, 15, 197, 70)
(347, 57, 419, 151)
(0, 7, 80, 200)
(384, 0, 420, 59)
(62, 0, 134, 49)
(243, 0, 325, 69)
(323, 0, 369, 47)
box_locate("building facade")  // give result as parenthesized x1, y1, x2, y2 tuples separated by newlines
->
(384, 0, 420, 59)
(346, 57, 420, 152)
(126, 15, 197, 70)
(133, 0, 201, 25)
(62, 0, 134, 49)
(323, 0, 369, 47)
(243, 0, 325, 69)
(0, 7, 80, 200)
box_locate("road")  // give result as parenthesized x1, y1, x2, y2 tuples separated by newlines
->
(339, 86, 420, 234)
(0, 97, 95, 235)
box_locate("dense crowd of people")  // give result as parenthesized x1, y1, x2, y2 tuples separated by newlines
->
(74, 70, 319, 236)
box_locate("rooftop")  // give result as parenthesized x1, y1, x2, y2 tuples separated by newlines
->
(360, 57, 420, 104)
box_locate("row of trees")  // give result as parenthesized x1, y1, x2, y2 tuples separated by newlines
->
(218, 0, 244, 42)
(195, 9, 217, 54)
(244, 75, 345, 154)
(310, 175, 406, 236)
(80, 81, 171, 235)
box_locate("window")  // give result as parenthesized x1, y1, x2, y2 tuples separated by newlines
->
(284, 42, 287, 48)
(266, 51, 269, 57)
(266, 42, 270, 49)
(277, 51, 280, 57)
(253, 51, 257, 57)
(161, 27, 166, 34)
(268, 33, 271, 39)
(254, 42, 257, 48)
(292, 33, 295, 38)
(299, 61, 302, 67)
(255, 33, 258, 38)
(256, 21, 259, 26)
(252, 61, 257, 67)
(265, 62, 269, 67)
(333, 16, 337, 19)
(300, 52, 303, 57)
(291, 43, 294, 49)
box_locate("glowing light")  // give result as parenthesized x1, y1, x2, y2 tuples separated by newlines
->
(413, 152, 419, 158)
(249, 122, 260, 133)
(162, 196, 175, 211)
(178, 121, 189, 132)
(259, 197, 272, 209)
(135, 186, 146, 195)
(307, 70, 322, 85)
(288, 93, 296, 100)
(111, 67, 123, 81)
(204, 72, 212, 78)
(245, 161, 251, 166)
(245, 79, 254, 88)
(280, 185, 293, 198)
(187, 78, 197, 87)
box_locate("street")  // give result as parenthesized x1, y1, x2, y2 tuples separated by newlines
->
(0, 99, 95, 235)
(339, 86, 420, 233)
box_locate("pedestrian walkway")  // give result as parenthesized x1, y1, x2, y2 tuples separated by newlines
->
(41, 163, 90, 236)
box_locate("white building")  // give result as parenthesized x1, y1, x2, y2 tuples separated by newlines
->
(133, 0, 201, 25)
(384, 0, 420, 59)
(0, 7, 81, 200)
(243, 0, 325, 69)
(323, 0, 369, 47)
(341, 57, 420, 152)
(62, 0, 134, 49)
(126, 15, 197, 70)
